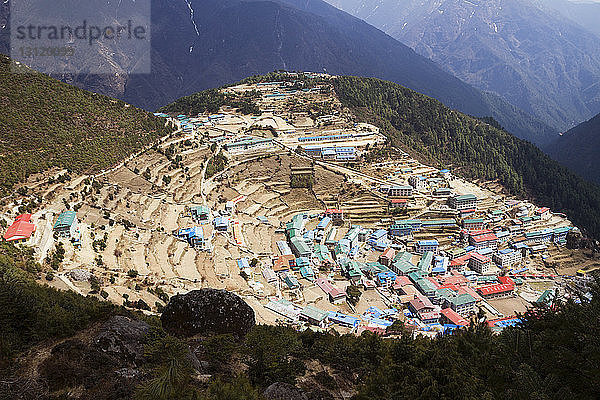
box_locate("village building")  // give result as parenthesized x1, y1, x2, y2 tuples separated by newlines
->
(262, 267, 278, 285)
(525, 228, 553, 245)
(434, 187, 452, 197)
(449, 194, 478, 210)
(388, 185, 413, 198)
(190, 205, 211, 223)
(224, 137, 273, 154)
(3, 214, 36, 242)
(415, 239, 439, 255)
(493, 248, 522, 268)
(324, 209, 344, 223)
(477, 283, 515, 300)
(469, 252, 492, 274)
(379, 247, 396, 267)
(53, 211, 78, 238)
(469, 232, 499, 251)
(440, 308, 469, 327)
(300, 305, 329, 328)
(213, 216, 229, 231)
(388, 198, 408, 211)
(463, 218, 485, 231)
(552, 226, 570, 245)
(408, 175, 427, 190)
(443, 293, 476, 316)
(328, 311, 360, 328)
(534, 207, 551, 220)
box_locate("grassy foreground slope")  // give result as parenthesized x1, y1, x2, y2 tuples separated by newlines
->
(333, 76, 600, 239)
(0, 55, 172, 195)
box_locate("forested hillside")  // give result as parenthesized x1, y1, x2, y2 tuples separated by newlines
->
(0, 55, 172, 195)
(333, 76, 600, 239)
(547, 112, 600, 186)
(1, 240, 598, 399)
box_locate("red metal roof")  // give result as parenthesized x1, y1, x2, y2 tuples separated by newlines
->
(3, 220, 36, 241)
(391, 199, 408, 204)
(15, 213, 32, 223)
(393, 275, 412, 290)
(380, 247, 396, 259)
(441, 308, 468, 326)
(498, 276, 515, 285)
(470, 252, 491, 263)
(477, 283, 515, 297)
(471, 233, 498, 243)
(329, 287, 346, 298)
(468, 229, 493, 237)
(316, 277, 334, 294)
(450, 253, 472, 266)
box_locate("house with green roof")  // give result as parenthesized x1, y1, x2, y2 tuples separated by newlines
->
(414, 278, 437, 297)
(290, 237, 311, 258)
(190, 205, 211, 223)
(443, 293, 476, 316)
(391, 258, 418, 276)
(53, 210, 78, 238)
(417, 251, 434, 274)
(300, 305, 329, 328)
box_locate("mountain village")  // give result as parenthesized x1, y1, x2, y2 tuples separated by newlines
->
(2, 74, 594, 338)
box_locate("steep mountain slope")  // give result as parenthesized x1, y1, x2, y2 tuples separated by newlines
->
(545, 0, 600, 37)
(0, 55, 171, 195)
(547, 112, 600, 185)
(327, 0, 600, 132)
(333, 76, 600, 239)
(0, 0, 555, 145)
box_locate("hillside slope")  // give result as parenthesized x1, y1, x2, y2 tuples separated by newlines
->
(333, 76, 600, 239)
(327, 0, 600, 133)
(1, 241, 599, 399)
(547, 112, 600, 185)
(0, 0, 555, 145)
(545, 0, 600, 38)
(0, 55, 171, 195)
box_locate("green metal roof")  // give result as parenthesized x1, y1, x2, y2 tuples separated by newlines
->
(455, 194, 477, 201)
(290, 237, 311, 255)
(464, 218, 484, 224)
(417, 251, 434, 272)
(448, 293, 475, 307)
(302, 305, 329, 322)
(54, 211, 76, 230)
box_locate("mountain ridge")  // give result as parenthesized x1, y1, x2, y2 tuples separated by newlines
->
(327, 0, 600, 132)
(0, 0, 556, 145)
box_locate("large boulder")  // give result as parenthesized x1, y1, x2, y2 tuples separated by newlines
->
(161, 289, 255, 338)
(263, 382, 308, 400)
(95, 315, 150, 364)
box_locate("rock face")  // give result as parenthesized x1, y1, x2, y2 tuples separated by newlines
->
(161, 289, 255, 338)
(95, 315, 150, 364)
(263, 382, 308, 400)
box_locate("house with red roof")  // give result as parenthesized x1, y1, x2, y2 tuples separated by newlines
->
(440, 308, 469, 327)
(477, 283, 515, 299)
(324, 209, 344, 222)
(379, 247, 396, 266)
(534, 207, 551, 220)
(469, 252, 492, 274)
(3, 214, 36, 242)
(469, 232, 499, 251)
